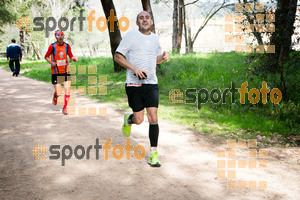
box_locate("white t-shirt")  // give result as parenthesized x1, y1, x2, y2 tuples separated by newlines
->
(116, 30, 162, 84)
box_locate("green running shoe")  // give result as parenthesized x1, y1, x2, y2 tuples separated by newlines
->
(148, 151, 161, 167)
(122, 114, 131, 137)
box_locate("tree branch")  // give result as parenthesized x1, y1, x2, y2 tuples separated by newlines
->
(183, 0, 199, 8)
(192, 2, 234, 43)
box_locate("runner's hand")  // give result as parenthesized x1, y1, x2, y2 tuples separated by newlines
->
(51, 62, 56, 67)
(162, 51, 170, 62)
(71, 57, 78, 62)
(133, 67, 147, 80)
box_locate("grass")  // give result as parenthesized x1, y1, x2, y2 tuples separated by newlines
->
(1, 53, 298, 146)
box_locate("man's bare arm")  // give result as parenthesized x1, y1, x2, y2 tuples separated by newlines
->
(45, 57, 56, 67)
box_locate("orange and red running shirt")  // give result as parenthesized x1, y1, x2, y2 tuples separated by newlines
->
(44, 42, 74, 74)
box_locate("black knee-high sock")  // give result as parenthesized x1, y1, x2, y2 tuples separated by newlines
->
(149, 123, 159, 147)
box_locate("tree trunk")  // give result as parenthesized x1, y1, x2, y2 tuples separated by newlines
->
(19, 30, 25, 58)
(87, 43, 93, 57)
(270, 0, 297, 60)
(100, 0, 123, 72)
(244, 14, 264, 45)
(242, 0, 264, 45)
(31, 41, 41, 60)
(79, 44, 86, 57)
(268, 0, 297, 100)
(172, 0, 178, 52)
(188, 40, 193, 53)
(176, 0, 183, 53)
(275, 0, 297, 59)
(184, 9, 192, 53)
(92, 44, 98, 57)
(141, 0, 156, 33)
(183, 3, 188, 53)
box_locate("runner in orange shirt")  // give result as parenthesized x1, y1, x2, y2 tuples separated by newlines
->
(45, 30, 78, 115)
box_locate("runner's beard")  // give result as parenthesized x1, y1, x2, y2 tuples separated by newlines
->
(57, 38, 64, 45)
(139, 25, 151, 33)
(138, 21, 152, 33)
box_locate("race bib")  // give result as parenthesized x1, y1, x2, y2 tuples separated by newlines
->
(57, 60, 66, 66)
(126, 83, 142, 87)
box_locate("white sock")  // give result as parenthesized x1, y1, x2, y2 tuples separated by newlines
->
(150, 147, 157, 154)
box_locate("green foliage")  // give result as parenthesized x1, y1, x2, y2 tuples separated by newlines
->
(274, 101, 300, 135)
(244, 51, 299, 136)
(283, 51, 300, 102)
(0, 0, 17, 32)
(23, 67, 51, 82)
(245, 51, 300, 103)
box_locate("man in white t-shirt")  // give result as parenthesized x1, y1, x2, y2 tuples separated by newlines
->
(114, 11, 169, 167)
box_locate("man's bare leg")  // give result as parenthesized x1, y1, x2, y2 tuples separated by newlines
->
(52, 84, 62, 105)
(122, 109, 145, 137)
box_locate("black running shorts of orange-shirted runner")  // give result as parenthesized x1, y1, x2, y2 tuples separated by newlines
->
(52, 73, 71, 85)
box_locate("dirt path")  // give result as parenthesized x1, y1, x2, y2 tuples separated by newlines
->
(0, 67, 299, 200)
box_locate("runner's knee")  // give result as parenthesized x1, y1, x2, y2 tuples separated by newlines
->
(134, 115, 144, 125)
(147, 114, 158, 123)
(65, 89, 70, 95)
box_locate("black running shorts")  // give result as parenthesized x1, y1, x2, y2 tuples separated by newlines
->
(125, 84, 159, 112)
(52, 73, 71, 85)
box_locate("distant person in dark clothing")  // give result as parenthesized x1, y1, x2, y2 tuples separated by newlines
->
(6, 39, 22, 77)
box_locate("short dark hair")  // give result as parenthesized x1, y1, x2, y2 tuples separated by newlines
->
(11, 39, 16, 43)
